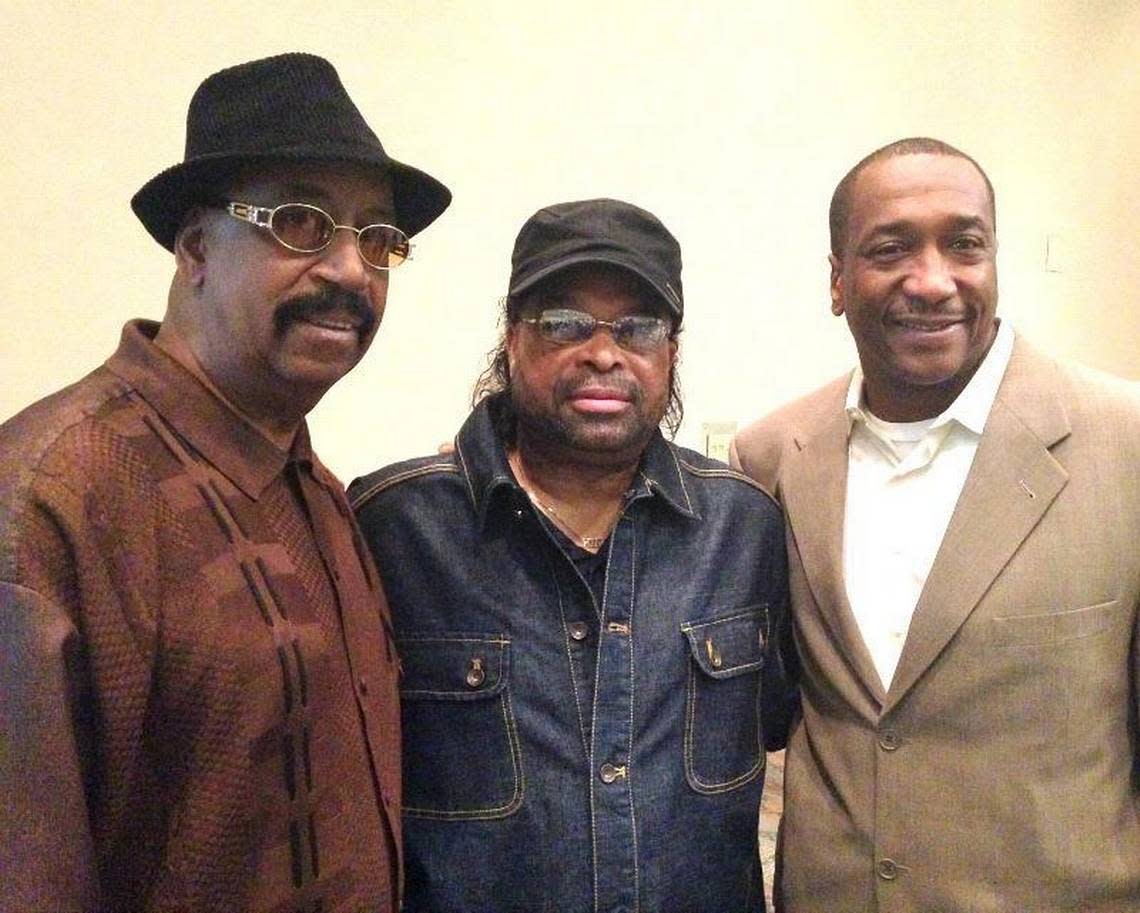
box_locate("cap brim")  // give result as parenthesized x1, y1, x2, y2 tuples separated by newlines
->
(509, 252, 683, 318)
(131, 151, 451, 251)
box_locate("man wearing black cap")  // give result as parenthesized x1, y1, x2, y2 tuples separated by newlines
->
(350, 198, 792, 912)
(0, 54, 448, 913)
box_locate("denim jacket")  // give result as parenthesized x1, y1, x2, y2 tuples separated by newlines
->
(349, 398, 791, 913)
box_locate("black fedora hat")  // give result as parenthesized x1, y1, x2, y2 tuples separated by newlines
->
(131, 52, 451, 250)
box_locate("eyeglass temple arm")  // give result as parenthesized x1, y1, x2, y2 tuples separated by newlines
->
(226, 202, 274, 228)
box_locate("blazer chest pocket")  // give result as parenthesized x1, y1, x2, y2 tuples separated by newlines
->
(680, 607, 767, 794)
(990, 598, 1123, 649)
(399, 633, 523, 819)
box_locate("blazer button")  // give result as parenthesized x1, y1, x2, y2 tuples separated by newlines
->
(878, 729, 901, 751)
(877, 858, 899, 880)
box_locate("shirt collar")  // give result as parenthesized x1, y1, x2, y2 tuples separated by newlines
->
(104, 320, 304, 499)
(454, 394, 698, 532)
(634, 432, 700, 519)
(844, 318, 1015, 438)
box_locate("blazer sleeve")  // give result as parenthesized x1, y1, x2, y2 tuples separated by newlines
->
(732, 425, 802, 750)
(1134, 597, 1140, 763)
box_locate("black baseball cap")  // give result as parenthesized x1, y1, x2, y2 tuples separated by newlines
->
(508, 198, 683, 321)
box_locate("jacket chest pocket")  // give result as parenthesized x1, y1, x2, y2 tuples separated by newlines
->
(398, 633, 523, 819)
(680, 607, 768, 794)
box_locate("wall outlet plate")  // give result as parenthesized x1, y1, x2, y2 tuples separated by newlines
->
(701, 421, 738, 464)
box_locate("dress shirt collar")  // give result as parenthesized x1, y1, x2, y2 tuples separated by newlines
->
(844, 318, 1015, 439)
(104, 320, 310, 499)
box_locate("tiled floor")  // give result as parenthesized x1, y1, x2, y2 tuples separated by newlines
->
(760, 749, 784, 908)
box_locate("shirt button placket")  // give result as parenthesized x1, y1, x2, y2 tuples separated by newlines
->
(588, 515, 638, 912)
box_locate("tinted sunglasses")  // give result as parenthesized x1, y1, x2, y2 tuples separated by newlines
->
(224, 201, 412, 270)
(521, 308, 671, 353)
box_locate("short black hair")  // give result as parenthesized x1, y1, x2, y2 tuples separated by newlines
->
(828, 137, 996, 257)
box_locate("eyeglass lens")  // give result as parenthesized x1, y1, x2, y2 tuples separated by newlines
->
(270, 204, 410, 269)
(532, 309, 669, 352)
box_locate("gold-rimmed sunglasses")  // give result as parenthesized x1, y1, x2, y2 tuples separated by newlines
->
(224, 201, 412, 270)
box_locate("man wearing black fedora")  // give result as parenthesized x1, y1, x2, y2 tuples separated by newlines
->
(349, 198, 793, 912)
(0, 53, 448, 913)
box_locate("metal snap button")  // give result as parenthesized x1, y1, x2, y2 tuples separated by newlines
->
(465, 656, 485, 688)
(599, 763, 627, 784)
(568, 621, 589, 642)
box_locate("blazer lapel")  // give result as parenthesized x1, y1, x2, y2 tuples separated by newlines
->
(885, 339, 1072, 709)
(782, 404, 888, 705)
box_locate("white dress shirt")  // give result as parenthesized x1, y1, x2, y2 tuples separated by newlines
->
(842, 320, 1014, 690)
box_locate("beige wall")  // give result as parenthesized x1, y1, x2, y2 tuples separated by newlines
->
(2, 1, 1137, 481)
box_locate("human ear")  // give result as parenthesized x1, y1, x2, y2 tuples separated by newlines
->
(828, 253, 845, 316)
(506, 323, 520, 376)
(174, 208, 209, 288)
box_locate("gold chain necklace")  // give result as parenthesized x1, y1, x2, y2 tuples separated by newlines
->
(525, 489, 611, 551)
(509, 452, 616, 553)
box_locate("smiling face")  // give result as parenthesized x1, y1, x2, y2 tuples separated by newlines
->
(506, 264, 677, 467)
(830, 153, 999, 421)
(172, 161, 394, 428)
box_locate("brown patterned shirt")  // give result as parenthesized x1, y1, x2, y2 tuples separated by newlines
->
(0, 321, 401, 913)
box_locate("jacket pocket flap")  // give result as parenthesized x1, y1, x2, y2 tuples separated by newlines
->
(681, 607, 767, 678)
(398, 634, 510, 700)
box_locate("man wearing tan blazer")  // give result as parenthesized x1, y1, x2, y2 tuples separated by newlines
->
(731, 137, 1140, 913)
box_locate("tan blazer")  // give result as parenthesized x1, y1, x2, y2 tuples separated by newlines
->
(731, 336, 1140, 913)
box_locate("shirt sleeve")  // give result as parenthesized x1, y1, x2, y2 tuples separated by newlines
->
(0, 580, 102, 912)
(760, 520, 800, 752)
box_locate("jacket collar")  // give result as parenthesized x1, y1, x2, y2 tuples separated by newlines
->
(453, 395, 698, 532)
(993, 332, 1071, 448)
(777, 329, 1073, 710)
(104, 320, 308, 499)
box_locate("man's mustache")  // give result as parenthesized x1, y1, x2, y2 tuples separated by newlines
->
(273, 288, 376, 339)
(554, 373, 642, 404)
